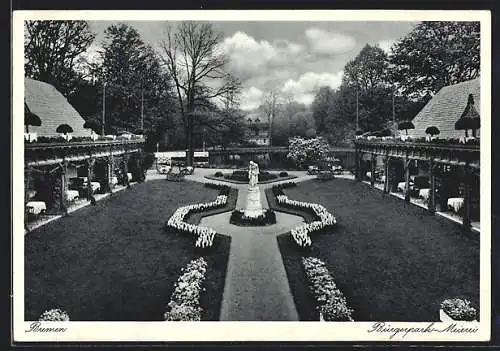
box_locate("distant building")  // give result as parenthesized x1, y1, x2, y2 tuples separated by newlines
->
(244, 113, 270, 146)
(24, 78, 91, 137)
(407, 78, 480, 139)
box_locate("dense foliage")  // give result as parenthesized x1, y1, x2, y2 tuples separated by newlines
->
(287, 137, 330, 169)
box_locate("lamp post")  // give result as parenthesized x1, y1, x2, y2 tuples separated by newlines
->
(356, 89, 359, 131)
(102, 82, 107, 136)
(392, 91, 396, 136)
(202, 127, 206, 152)
(140, 88, 144, 131)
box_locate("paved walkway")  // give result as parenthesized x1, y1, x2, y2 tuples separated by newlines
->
(189, 170, 316, 321)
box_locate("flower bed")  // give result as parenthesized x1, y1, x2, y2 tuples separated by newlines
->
(164, 257, 207, 321)
(166, 191, 228, 248)
(272, 185, 336, 247)
(273, 182, 297, 190)
(38, 308, 70, 321)
(302, 256, 354, 321)
(440, 298, 478, 321)
(223, 169, 278, 182)
(229, 208, 277, 226)
(204, 182, 230, 196)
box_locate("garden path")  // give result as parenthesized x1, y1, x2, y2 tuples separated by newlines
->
(191, 171, 314, 321)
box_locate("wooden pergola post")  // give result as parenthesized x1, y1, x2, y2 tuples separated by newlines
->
(60, 161, 68, 215)
(86, 158, 95, 201)
(428, 158, 436, 214)
(354, 148, 360, 181)
(383, 156, 389, 194)
(122, 154, 130, 188)
(107, 155, 114, 193)
(370, 153, 375, 188)
(404, 156, 411, 202)
(462, 164, 472, 231)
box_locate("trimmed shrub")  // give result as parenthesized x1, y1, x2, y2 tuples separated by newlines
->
(440, 298, 478, 321)
(317, 172, 336, 181)
(224, 170, 279, 182)
(279, 171, 289, 177)
(204, 182, 230, 196)
(214, 171, 223, 177)
(230, 209, 277, 226)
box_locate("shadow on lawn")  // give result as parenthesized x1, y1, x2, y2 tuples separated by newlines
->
(24, 180, 231, 321)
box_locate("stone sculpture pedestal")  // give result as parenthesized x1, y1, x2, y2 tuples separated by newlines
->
(244, 185, 264, 218)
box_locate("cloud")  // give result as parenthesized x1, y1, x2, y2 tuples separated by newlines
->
(220, 31, 306, 81)
(219, 31, 277, 78)
(240, 86, 264, 111)
(305, 28, 356, 55)
(376, 39, 395, 54)
(281, 71, 343, 104)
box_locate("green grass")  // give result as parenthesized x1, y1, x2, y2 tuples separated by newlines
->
(25, 180, 231, 321)
(277, 178, 480, 322)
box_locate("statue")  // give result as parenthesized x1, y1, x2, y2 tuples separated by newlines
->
(244, 161, 264, 218)
(248, 161, 259, 188)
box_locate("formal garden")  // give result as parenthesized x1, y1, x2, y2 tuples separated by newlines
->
(25, 133, 480, 323)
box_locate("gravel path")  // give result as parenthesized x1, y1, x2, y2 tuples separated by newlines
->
(190, 169, 315, 321)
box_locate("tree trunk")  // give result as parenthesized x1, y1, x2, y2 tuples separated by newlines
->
(186, 117, 194, 167)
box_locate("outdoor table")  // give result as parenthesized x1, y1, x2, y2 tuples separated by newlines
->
(127, 172, 132, 181)
(111, 176, 118, 185)
(380, 175, 386, 183)
(26, 201, 46, 215)
(397, 182, 407, 192)
(66, 190, 79, 201)
(366, 171, 372, 179)
(419, 188, 430, 201)
(84, 181, 101, 192)
(447, 198, 464, 213)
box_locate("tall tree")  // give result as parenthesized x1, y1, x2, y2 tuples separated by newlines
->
(389, 21, 480, 99)
(259, 90, 281, 146)
(96, 24, 175, 135)
(333, 44, 394, 137)
(24, 20, 96, 96)
(342, 44, 390, 91)
(311, 86, 336, 135)
(159, 21, 241, 166)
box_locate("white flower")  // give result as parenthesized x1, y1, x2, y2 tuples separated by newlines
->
(164, 257, 208, 321)
(276, 193, 336, 247)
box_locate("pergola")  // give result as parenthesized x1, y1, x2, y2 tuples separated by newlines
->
(353, 139, 480, 231)
(25, 139, 145, 215)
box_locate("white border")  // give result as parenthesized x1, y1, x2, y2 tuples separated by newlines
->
(12, 10, 492, 342)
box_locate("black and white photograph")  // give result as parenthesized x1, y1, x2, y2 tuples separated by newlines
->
(12, 10, 491, 342)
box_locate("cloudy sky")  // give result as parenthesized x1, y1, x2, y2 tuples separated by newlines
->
(88, 21, 418, 111)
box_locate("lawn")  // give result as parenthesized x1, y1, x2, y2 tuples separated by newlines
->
(276, 178, 480, 322)
(25, 179, 231, 321)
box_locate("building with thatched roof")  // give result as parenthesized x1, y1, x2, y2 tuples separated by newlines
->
(24, 78, 91, 137)
(407, 78, 480, 139)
